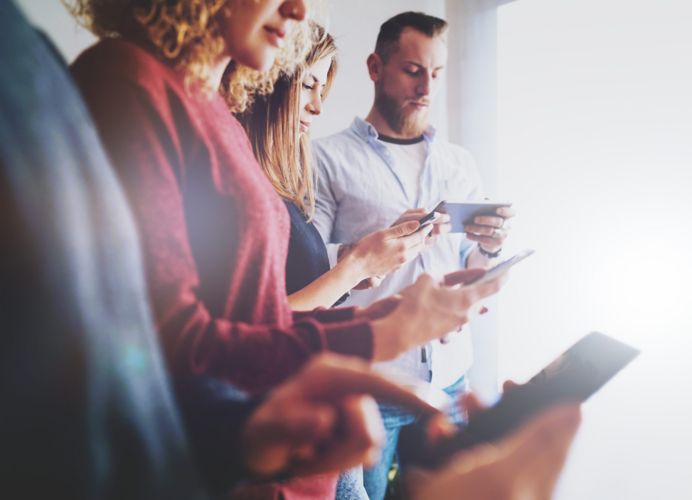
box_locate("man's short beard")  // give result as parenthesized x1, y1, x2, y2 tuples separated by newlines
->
(374, 87, 428, 137)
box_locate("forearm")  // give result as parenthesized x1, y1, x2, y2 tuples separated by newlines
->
(287, 254, 366, 311)
(162, 300, 375, 394)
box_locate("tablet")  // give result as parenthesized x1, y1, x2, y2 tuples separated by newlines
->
(443, 201, 512, 233)
(401, 332, 640, 468)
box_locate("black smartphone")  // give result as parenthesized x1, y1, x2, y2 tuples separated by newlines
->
(400, 332, 640, 468)
(413, 201, 447, 235)
(418, 200, 447, 225)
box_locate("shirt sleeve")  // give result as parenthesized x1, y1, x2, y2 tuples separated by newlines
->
(447, 147, 485, 268)
(293, 307, 356, 324)
(311, 141, 339, 244)
(71, 49, 373, 394)
(174, 377, 262, 494)
(460, 240, 478, 267)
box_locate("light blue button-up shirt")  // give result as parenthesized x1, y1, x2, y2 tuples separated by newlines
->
(313, 117, 485, 388)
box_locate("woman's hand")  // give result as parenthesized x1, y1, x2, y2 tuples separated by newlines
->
(354, 295, 402, 321)
(370, 269, 505, 361)
(391, 208, 451, 242)
(241, 354, 445, 478)
(344, 220, 432, 281)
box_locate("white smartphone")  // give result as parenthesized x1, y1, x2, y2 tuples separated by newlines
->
(444, 201, 513, 233)
(468, 248, 535, 285)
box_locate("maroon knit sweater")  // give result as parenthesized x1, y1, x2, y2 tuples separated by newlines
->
(70, 39, 373, 394)
(71, 39, 375, 499)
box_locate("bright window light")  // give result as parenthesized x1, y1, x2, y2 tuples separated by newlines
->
(496, 1, 692, 498)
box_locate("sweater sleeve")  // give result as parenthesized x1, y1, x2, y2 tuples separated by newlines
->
(174, 377, 261, 494)
(71, 46, 372, 394)
(293, 307, 357, 323)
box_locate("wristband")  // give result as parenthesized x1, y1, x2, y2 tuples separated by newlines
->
(478, 244, 502, 259)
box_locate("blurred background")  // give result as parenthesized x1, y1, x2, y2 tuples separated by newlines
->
(19, 0, 692, 498)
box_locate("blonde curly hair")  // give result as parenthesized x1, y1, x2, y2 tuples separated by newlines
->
(65, 0, 315, 108)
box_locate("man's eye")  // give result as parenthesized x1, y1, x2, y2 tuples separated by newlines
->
(404, 69, 419, 76)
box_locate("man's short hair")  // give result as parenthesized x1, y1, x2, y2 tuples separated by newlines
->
(374, 11, 448, 62)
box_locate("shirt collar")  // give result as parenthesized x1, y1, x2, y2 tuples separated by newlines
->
(351, 116, 437, 144)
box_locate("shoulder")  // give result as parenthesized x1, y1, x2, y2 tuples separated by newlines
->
(284, 199, 306, 223)
(71, 39, 182, 101)
(313, 127, 360, 152)
(73, 39, 157, 78)
(312, 126, 370, 171)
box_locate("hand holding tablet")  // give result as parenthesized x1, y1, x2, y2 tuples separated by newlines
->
(401, 332, 640, 469)
(438, 201, 513, 233)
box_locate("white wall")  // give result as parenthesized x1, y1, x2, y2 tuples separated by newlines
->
(16, 0, 450, 138)
(16, 0, 95, 62)
(496, 1, 692, 499)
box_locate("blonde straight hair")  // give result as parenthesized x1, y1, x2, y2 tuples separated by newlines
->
(238, 23, 337, 220)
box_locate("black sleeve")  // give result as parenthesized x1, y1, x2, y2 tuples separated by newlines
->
(173, 377, 263, 496)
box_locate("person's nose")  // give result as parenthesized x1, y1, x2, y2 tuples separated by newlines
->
(280, 0, 307, 21)
(307, 91, 322, 116)
(416, 72, 432, 97)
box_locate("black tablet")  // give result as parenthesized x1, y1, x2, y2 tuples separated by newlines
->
(403, 332, 640, 468)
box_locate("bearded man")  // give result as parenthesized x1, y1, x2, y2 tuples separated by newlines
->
(312, 11, 514, 500)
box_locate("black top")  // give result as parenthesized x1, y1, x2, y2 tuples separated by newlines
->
(284, 200, 348, 306)
(284, 200, 331, 294)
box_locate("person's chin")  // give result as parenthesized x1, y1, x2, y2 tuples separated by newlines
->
(237, 46, 276, 72)
(402, 116, 428, 136)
